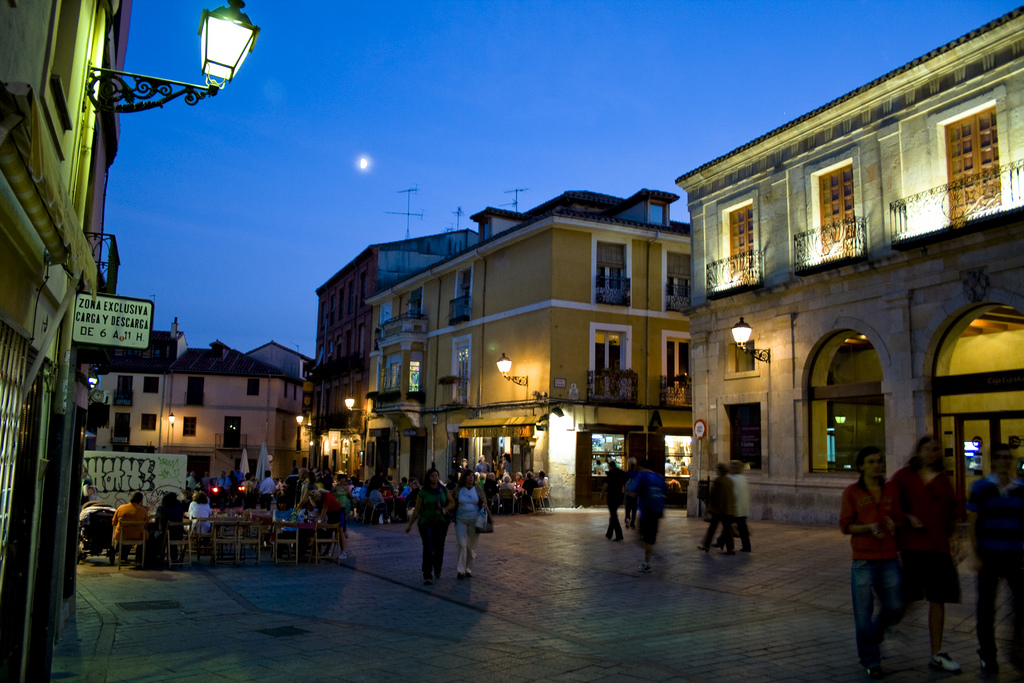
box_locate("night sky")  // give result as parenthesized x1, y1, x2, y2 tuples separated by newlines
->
(106, 0, 1020, 354)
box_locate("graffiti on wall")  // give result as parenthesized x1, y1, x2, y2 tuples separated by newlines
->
(82, 451, 187, 508)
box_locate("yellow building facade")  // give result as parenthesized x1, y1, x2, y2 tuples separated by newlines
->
(366, 190, 693, 507)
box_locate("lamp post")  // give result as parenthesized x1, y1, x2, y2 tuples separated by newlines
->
(731, 317, 771, 364)
(496, 353, 529, 389)
(295, 414, 304, 452)
(167, 411, 175, 451)
(87, 1, 260, 113)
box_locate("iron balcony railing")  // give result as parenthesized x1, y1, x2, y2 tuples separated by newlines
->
(890, 159, 1024, 247)
(587, 370, 638, 403)
(793, 216, 867, 275)
(113, 389, 133, 406)
(660, 376, 692, 407)
(706, 251, 763, 298)
(448, 293, 471, 324)
(665, 281, 690, 312)
(111, 429, 130, 444)
(215, 433, 247, 450)
(596, 275, 631, 306)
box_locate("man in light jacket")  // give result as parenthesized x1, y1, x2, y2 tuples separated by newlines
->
(729, 460, 751, 552)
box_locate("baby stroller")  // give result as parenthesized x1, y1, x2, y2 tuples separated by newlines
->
(78, 501, 117, 564)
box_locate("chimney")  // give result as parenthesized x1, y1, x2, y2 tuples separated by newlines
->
(170, 316, 179, 338)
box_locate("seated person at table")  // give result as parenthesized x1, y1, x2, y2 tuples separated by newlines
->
(538, 470, 550, 488)
(111, 492, 149, 563)
(187, 491, 212, 534)
(307, 489, 347, 557)
(515, 472, 525, 487)
(499, 475, 515, 491)
(367, 488, 388, 523)
(154, 492, 185, 563)
(522, 471, 540, 512)
(483, 473, 499, 508)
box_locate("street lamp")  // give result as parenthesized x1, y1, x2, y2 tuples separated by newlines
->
(496, 353, 528, 388)
(88, 1, 260, 113)
(295, 414, 304, 452)
(731, 317, 771, 364)
(345, 397, 355, 410)
(167, 412, 175, 451)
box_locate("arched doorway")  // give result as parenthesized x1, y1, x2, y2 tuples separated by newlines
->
(808, 331, 885, 472)
(934, 305, 1024, 504)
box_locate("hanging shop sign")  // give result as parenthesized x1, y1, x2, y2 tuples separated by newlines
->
(72, 293, 153, 349)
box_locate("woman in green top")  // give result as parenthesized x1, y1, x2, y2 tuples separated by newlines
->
(405, 467, 454, 585)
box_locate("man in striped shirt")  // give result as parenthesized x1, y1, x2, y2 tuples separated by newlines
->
(967, 443, 1024, 674)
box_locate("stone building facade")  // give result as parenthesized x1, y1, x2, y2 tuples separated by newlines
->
(677, 8, 1024, 524)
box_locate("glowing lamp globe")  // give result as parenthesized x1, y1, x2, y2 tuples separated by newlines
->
(199, 0, 260, 86)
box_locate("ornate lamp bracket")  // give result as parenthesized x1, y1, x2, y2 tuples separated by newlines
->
(87, 67, 218, 113)
(503, 374, 529, 388)
(742, 343, 771, 364)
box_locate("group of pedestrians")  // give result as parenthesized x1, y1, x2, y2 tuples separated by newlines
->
(841, 437, 1024, 678)
(601, 456, 668, 573)
(697, 460, 751, 554)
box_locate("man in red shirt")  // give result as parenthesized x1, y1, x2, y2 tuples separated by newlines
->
(840, 446, 905, 680)
(889, 436, 961, 673)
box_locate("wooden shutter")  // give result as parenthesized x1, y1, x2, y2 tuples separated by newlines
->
(729, 205, 754, 256)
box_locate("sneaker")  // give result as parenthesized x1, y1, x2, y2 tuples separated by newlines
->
(338, 552, 347, 560)
(865, 666, 884, 679)
(637, 562, 652, 573)
(929, 652, 960, 673)
(423, 578, 432, 585)
(979, 654, 998, 674)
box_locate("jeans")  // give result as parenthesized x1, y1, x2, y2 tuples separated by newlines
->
(454, 518, 479, 573)
(976, 550, 1024, 660)
(418, 520, 449, 580)
(624, 496, 638, 526)
(851, 559, 903, 668)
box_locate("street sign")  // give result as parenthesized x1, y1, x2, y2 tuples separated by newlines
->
(694, 419, 707, 440)
(72, 293, 153, 349)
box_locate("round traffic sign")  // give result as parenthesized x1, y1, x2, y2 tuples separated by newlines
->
(694, 419, 707, 440)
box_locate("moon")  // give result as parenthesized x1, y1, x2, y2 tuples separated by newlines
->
(359, 157, 369, 170)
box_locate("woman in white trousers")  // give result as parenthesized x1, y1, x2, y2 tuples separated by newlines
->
(454, 471, 485, 579)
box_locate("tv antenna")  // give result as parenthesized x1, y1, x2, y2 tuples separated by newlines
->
(385, 185, 424, 238)
(502, 187, 529, 212)
(452, 206, 464, 231)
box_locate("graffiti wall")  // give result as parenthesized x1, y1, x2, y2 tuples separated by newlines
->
(82, 451, 187, 508)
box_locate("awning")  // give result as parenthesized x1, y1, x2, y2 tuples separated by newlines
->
(458, 416, 542, 438)
(0, 84, 97, 293)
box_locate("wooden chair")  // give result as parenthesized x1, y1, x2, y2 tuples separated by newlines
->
(114, 521, 147, 570)
(312, 522, 341, 565)
(540, 486, 552, 512)
(235, 520, 261, 565)
(497, 488, 518, 514)
(165, 521, 191, 569)
(189, 517, 213, 562)
(211, 519, 238, 565)
(273, 521, 299, 566)
(531, 487, 546, 514)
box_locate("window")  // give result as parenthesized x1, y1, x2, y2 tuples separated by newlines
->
(456, 268, 472, 296)
(946, 107, 1000, 219)
(382, 353, 401, 391)
(731, 344, 755, 373)
(649, 203, 664, 225)
(666, 251, 690, 310)
(339, 287, 345, 317)
(819, 165, 854, 225)
(379, 302, 392, 325)
(185, 377, 204, 405)
(728, 403, 762, 469)
(223, 416, 241, 448)
(454, 340, 470, 404)
(182, 417, 197, 437)
(596, 242, 629, 306)
(140, 414, 156, 431)
(665, 339, 689, 379)
(348, 287, 354, 314)
(409, 360, 421, 392)
(115, 375, 133, 405)
(330, 294, 335, 323)
(729, 205, 755, 256)
(409, 288, 423, 316)
(143, 376, 159, 393)
(345, 330, 352, 356)
(247, 378, 259, 396)
(594, 331, 623, 371)
(809, 333, 885, 473)
(359, 273, 366, 301)
(357, 324, 365, 354)
(113, 413, 131, 442)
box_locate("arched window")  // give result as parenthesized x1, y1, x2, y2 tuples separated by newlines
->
(809, 332, 885, 472)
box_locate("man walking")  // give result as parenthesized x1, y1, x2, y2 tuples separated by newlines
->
(634, 459, 666, 573)
(729, 460, 751, 552)
(601, 456, 626, 541)
(968, 442, 1024, 674)
(698, 462, 734, 554)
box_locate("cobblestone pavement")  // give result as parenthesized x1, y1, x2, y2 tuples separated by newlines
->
(52, 509, 1021, 682)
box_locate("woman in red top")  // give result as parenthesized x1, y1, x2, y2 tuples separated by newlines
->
(889, 436, 961, 673)
(839, 446, 905, 679)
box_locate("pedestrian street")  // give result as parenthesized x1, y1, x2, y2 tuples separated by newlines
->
(52, 509, 1020, 682)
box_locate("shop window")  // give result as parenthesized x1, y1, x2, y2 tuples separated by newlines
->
(809, 333, 885, 472)
(665, 435, 692, 478)
(727, 403, 762, 469)
(589, 433, 625, 494)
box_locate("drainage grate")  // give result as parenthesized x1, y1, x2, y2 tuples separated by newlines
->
(255, 626, 312, 638)
(116, 600, 182, 611)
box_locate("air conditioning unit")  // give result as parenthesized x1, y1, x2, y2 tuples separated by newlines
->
(89, 389, 112, 405)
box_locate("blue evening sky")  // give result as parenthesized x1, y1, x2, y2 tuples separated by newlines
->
(106, 0, 1021, 355)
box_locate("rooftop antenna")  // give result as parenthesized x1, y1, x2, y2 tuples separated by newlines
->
(452, 206, 464, 231)
(385, 185, 424, 239)
(502, 187, 529, 212)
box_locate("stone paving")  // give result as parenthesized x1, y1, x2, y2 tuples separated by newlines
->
(51, 509, 1022, 682)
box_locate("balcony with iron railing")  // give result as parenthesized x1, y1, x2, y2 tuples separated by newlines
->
(588, 369, 638, 403)
(660, 375, 693, 407)
(437, 376, 470, 405)
(596, 275, 631, 306)
(379, 313, 428, 345)
(449, 293, 471, 325)
(215, 433, 248, 450)
(706, 251, 763, 299)
(113, 389, 133, 406)
(111, 428, 130, 444)
(890, 159, 1024, 248)
(665, 280, 690, 312)
(794, 216, 867, 275)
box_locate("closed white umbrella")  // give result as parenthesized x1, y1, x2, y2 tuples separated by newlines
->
(239, 447, 250, 476)
(255, 442, 269, 478)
